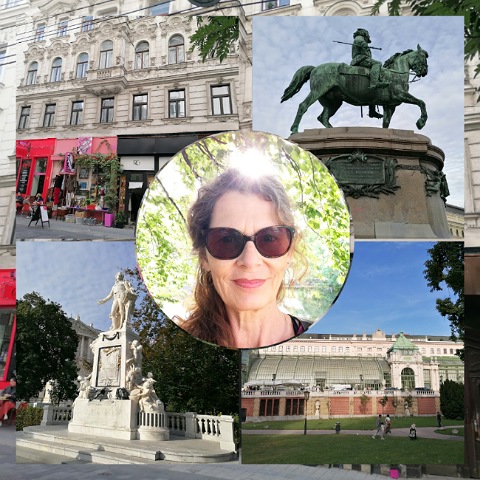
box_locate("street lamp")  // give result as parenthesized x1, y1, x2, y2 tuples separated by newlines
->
(303, 391, 310, 435)
(360, 374, 364, 391)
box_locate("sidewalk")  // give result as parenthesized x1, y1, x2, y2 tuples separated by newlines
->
(16, 214, 135, 241)
(242, 426, 464, 441)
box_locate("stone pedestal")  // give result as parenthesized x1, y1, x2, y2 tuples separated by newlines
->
(290, 127, 451, 239)
(68, 398, 139, 440)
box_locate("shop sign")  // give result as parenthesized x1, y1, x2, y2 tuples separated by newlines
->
(18, 160, 32, 194)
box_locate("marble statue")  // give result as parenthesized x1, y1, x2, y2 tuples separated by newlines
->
(126, 340, 143, 371)
(97, 272, 138, 330)
(130, 372, 163, 412)
(43, 379, 55, 403)
(77, 374, 92, 400)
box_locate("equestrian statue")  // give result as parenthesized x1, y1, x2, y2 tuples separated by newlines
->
(281, 28, 429, 134)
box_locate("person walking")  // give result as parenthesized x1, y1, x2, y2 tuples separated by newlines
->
(384, 414, 392, 435)
(372, 414, 384, 439)
(436, 411, 442, 428)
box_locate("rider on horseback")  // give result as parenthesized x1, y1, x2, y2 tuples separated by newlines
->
(350, 28, 388, 119)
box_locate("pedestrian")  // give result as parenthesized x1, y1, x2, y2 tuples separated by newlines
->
(409, 423, 417, 440)
(436, 411, 442, 428)
(372, 414, 384, 439)
(384, 414, 392, 435)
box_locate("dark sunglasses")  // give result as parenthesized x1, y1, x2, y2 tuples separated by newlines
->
(205, 225, 295, 260)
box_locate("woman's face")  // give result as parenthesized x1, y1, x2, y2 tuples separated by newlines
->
(201, 191, 292, 317)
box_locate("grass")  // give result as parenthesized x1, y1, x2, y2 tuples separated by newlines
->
(241, 434, 464, 465)
(242, 416, 463, 431)
(434, 427, 464, 437)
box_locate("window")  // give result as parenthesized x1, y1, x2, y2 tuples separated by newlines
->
(285, 346, 290, 352)
(339, 346, 343, 353)
(75, 53, 89, 79)
(57, 19, 68, 37)
(262, 0, 290, 10)
(293, 346, 298, 352)
(421, 348, 426, 354)
(26, 62, 38, 85)
(168, 89, 185, 118)
(322, 346, 326, 352)
(437, 348, 441, 354)
(81, 16, 93, 32)
(211, 85, 232, 115)
(285, 399, 304, 416)
(35, 23, 45, 42)
(135, 41, 149, 69)
(259, 399, 279, 417)
(300, 346, 305, 352)
(70, 100, 84, 125)
(450, 349, 454, 354)
(150, 1, 170, 15)
(132, 94, 148, 120)
(0, 50, 5, 80)
(443, 348, 447, 354)
(430, 348, 434, 354)
(168, 35, 184, 64)
(18, 106, 30, 129)
(345, 347, 350, 353)
(6, 0, 21, 7)
(100, 98, 114, 123)
(332, 346, 336, 353)
(308, 346, 312, 352)
(50, 57, 62, 82)
(43, 104, 56, 127)
(99, 40, 113, 69)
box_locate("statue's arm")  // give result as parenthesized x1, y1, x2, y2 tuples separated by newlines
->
(97, 288, 114, 304)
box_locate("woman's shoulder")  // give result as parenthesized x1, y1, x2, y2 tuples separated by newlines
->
(290, 315, 313, 335)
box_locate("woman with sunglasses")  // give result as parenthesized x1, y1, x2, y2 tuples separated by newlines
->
(180, 168, 309, 349)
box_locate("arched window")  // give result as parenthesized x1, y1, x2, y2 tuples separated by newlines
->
(99, 40, 113, 69)
(135, 41, 149, 69)
(168, 35, 184, 64)
(401, 367, 415, 391)
(26, 61, 38, 85)
(76, 53, 89, 79)
(50, 57, 62, 82)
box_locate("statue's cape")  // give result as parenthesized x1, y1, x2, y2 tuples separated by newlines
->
(338, 63, 372, 77)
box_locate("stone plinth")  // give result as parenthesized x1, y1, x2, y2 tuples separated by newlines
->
(68, 399, 138, 440)
(290, 127, 451, 239)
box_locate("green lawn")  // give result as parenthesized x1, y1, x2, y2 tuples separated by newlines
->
(242, 416, 462, 431)
(241, 434, 464, 465)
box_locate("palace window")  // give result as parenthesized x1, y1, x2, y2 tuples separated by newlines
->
(322, 346, 326, 352)
(211, 85, 232, 115)
(100, 98, 114, 123)
(70, 100, 84, 125)
(76, 53, 89, 78)
(168, 89, 185, 118)
(50, 58, 62, 82)
(99, 40, 113, 69)
(57, 19, 68, 37)
(81, 16, 93, 32)
(259, 399, 279, 417)
(35, 23, 45, 42)
(150, 0, 170, 15)
(168, 35, 184, 64)
(132, 94, 148, 120)
(135, 41, 149, 69)
(43, 103, 56, 127)
(285, 398, 304, 416)
(262, 0, 290, 10)
(26, 62, 38, 85)
(18, 106, 30, 129)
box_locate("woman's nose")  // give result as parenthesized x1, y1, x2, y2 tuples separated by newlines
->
(237, 240, 263, 267)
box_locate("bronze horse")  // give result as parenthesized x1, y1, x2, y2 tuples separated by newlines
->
(281, 45, 429, 134)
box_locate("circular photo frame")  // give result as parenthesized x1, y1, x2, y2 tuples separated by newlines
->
(136, 131, 352, 349)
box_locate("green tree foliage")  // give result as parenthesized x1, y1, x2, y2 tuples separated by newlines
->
(189, 16, 239, 63)
(423, 242, 464, 360)
(17, 292, 79, 402)
(440, 379, 464, 420)
(371, 0, 480, 77)
(124, 268, 240, 415)
(136, 131, 351, 324)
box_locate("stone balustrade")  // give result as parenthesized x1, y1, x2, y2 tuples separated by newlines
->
(242, 388, 438, 398)
(41, 404, 73, 426)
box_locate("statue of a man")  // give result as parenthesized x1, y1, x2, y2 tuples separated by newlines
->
(350, 28, 388, 119)
(97, 272, 136, 330)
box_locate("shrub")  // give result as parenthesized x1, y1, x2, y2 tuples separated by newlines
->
(16, 404, 44, 431)
(440, 379, 464, 420)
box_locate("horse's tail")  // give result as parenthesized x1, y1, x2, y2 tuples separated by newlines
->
(281, 66, 315, 103)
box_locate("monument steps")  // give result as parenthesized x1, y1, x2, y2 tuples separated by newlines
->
(17, 426, 237, 464)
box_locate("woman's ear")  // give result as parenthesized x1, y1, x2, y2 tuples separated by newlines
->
(200, 251, 211, 272)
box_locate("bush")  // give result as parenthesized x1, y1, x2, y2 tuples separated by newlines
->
(16, 404, 44, 431)
(440, 379, 464, 420)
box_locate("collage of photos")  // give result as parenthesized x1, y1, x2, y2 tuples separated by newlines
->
(0, 1, 478, 479)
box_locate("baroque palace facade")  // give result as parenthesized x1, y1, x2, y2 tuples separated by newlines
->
(242, 329, 463, 420)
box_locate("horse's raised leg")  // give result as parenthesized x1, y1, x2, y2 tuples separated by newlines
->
(396, 92, 428, 130)
(382, 105, 396, 128)
(290, 91, 321, 134)
(318, 98, 342, 128)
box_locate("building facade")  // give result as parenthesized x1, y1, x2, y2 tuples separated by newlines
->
(242, 330, 463, 420)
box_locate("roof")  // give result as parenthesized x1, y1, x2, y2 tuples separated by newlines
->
(387, 332, 419, 353)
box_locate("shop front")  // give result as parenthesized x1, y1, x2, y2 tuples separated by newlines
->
(117, 133, 218, 223)
(0, 269, 15, 390)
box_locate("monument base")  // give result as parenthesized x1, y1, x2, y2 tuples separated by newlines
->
(290, 127, 451, 239)
(68, 399, 138, 440)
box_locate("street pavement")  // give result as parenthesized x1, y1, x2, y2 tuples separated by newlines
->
(16, 214, 135, 241)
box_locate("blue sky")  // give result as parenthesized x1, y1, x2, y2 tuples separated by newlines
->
(16, 242, 138, 332)
(252, 16, 464, 208)
(16, 240, 453, 337)
(310, 241, 454, 336)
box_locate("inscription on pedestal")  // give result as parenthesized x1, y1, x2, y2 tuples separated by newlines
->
(97, 345, 122, 387)
(330, 158, 385, 185)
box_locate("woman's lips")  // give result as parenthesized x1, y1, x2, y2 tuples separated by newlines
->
(233, 279, 266, 288)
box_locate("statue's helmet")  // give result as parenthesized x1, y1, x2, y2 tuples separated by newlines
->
(353, 28, 371, 43)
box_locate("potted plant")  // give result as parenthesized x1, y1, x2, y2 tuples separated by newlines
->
(114, 210, 127, 229)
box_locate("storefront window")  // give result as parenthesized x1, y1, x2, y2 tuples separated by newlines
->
(0, 313, 14, 380)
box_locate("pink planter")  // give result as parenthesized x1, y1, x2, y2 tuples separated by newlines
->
(104, 213, 114, 227)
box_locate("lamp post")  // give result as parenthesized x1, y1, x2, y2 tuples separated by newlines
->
(303, 391, 310, 435)
(360, 374, 364, 391)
